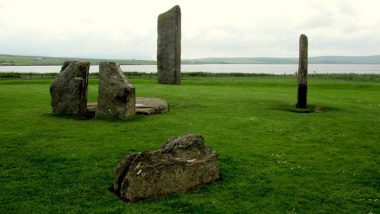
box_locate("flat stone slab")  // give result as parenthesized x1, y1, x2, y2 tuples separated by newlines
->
(87, 97, 168, 116)
(135, 97, 169, 115)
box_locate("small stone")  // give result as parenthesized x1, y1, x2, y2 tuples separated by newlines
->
(157, 5, 181, 84)
(112, 134, 220, 203)
(96, 62, 136, 119)
(50, 61, 90, 118)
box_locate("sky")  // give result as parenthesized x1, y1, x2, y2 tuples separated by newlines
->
(0, 0, 379, 60)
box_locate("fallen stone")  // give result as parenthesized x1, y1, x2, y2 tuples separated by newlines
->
(112, 134, 219, 203)
(157, 5, 181, 84)
(96, 62, 136, 119)
(50, 61, 90, 118)
(135, 97, 169, 115)
(88, 97, 168, 116)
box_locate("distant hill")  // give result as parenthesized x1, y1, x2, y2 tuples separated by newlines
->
(1, 54, 380, 66)
(182, 55, 380, 64)
(0, 54, 155, 66)
(182, 57, 297, 64)
(308, 55, 380, 64)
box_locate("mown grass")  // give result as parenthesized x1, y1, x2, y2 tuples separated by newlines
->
(0, 75, 379, 213)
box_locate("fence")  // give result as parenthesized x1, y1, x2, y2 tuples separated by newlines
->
(1, 72, 379, 82)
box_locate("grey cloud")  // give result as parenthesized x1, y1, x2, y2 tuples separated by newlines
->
(0, 0, 379, 58)
(338, 2, 357, 16)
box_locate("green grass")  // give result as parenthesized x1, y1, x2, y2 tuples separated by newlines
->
(0, 75, 379, 213)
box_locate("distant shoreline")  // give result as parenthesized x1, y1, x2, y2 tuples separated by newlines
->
(3, 63, 380, 66)
(1, 54, 380, 66)
(1, 64, 379, 75)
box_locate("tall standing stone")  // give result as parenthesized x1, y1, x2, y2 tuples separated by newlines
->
(50, 61, 89, 118)
(96, 62, 136, 119)
(297, 34, 308, 108)
(157, 5, 181, 84)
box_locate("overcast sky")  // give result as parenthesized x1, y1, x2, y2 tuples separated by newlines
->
(0, 0, 379, 59)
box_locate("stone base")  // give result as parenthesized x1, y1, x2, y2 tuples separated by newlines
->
(87, 97, 168, 116)
(289, 104, 320, 113)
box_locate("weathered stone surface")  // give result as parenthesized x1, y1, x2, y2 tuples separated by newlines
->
(113, 134, 219, 203)
(96, 62, 136, 118)
(87, 97, 168, 116)
(135, 97, 169, 115)
(50, 61, 89, 117)
(297, 34, 308, 108)
(157, 5, 181, 84)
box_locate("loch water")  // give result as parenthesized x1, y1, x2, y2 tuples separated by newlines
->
(0, 64, 380, 74)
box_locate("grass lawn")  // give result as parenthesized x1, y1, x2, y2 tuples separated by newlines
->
(0, 75, 379, 213)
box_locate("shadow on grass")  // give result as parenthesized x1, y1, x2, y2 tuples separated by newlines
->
(270, 103, 341, 113)
(95, 114, 147, 123)
(42, 112, 147, 122)
(170, 103, 208, 109)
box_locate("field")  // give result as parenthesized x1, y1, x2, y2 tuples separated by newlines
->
(0, 75, 379, 213)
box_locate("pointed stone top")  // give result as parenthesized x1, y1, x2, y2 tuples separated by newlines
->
(170, 5, 181, 12)
(100, 61, 117, 65)
(159, 5, 181, 18)
(99, 62, 128, 81)
(99, 61, 118, 69)
(60, 61, 89, 72)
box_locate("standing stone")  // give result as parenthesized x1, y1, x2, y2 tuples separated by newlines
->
(297, 34, 308, 108)
(50, 61, 89, 118)
(112, 134, 220, 203)
(96, 62, 136, 119)
(157, 5, 181, 84)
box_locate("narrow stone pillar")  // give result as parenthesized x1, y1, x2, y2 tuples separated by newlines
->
(96, 62, 136, 119)
(297, 34, 308, 108)
(157, 5, 181, 84)
(50, 61, 90, 118)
